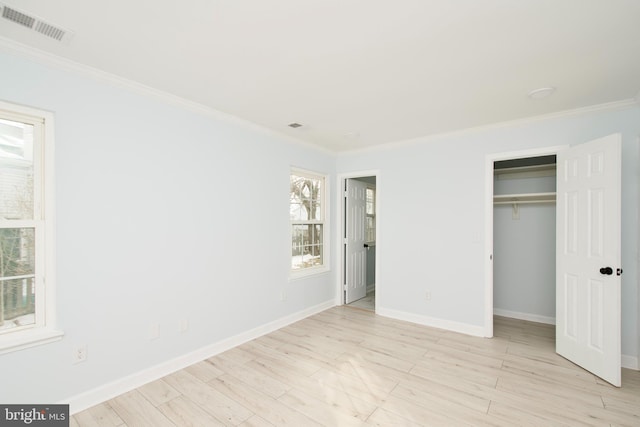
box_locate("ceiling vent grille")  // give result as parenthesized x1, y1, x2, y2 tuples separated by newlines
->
(2, 5, 35, 28)
(34, 20, 65, 41)
(1, 3, 73, 43)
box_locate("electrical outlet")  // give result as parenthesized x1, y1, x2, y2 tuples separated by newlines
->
(280, 290, 287, 301)
(72, 344, 88, 364)
(425, 291, 432, 301)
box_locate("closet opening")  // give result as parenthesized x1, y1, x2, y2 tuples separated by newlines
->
(492, 154, 557, 328)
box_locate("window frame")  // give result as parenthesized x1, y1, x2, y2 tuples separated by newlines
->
(289, 168, 329, 279)
(365, 185, 376, 244)
(0, 100, 62, 354)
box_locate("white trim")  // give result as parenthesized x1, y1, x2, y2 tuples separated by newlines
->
(485, 145, 568, 338)
(484, 154, 495, 338)
(493, 308, 556, 325)
(341, 99, 638, 155)
(288, 266, 330, 281)
(63, 299, 335, 414)
(0, 37, 335, 156)
(622, 354, 638, 371)
(0, 328, 63, 355)
(377, 307, 485, 338)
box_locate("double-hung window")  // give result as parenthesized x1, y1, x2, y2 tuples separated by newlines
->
(290, 169, 327, 274)
(0, 101, 60, 354)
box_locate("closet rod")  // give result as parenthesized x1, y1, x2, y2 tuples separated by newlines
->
(493, 200, 556, 205)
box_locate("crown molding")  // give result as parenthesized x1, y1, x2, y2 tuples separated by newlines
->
(341, 98, 639, 156)
(0, 36, 337, 157)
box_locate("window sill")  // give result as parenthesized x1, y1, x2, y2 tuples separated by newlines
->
(289, 266, 330, 281)
(0, 328, 64, 355)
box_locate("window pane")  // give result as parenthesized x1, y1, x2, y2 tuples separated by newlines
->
(292, 224, 308, 249)
(309, 201, 321, 220)
(366, 188, 375, 215)
(0, 118, 34, 220)
(313, 180, 322, 202)
(290, 175, 323, 220)
(290, 203, 304, 221)
(0, 276, 35, 332)
(291, 224, 323, 269)
(0, 228, 36, 277)
(366, 216, 375, 242)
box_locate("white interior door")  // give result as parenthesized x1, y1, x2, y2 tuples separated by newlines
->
(345, 179, 367, 304)
(556, 133, 622, 386)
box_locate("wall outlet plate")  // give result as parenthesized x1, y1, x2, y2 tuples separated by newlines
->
(72, 344, 88, 364)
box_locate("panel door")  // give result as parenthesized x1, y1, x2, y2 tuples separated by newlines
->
(556, 133, 621, 386)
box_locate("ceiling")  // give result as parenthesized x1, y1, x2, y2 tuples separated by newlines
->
(1, 1, 639, 152)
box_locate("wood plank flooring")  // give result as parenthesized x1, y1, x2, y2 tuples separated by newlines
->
(348, 290, 375, 311)
(72, 308, 640, 426)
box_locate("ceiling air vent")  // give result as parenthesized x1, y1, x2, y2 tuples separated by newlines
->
(2, 5, 35, 28)
(1, 3, 73, 43)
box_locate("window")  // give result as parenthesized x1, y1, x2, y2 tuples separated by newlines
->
(290, 169, 327, 274)
(0, 101, 61, 354)
(365, 187, 376, 243)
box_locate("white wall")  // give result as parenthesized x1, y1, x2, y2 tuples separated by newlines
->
(0, 49, 336, 406)
(493, 204, 556, 321)
(337, 104, 640, 363)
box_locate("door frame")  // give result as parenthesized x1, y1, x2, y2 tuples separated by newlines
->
(484, 145, 568, 337)
(337, 170, 380, 310)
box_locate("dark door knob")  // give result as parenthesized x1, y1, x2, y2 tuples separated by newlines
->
(600, 267, 613, 275)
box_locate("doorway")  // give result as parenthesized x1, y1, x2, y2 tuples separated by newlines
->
(493, 154, 557, 325)
(340, 173, 378, 312)
(485, 146, 565, 336)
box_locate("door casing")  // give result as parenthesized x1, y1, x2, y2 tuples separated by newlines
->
(484, 145, 568, 337)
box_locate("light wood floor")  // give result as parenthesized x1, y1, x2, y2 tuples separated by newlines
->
(72, 307, 640, 426)
(348, 290, 375, 311)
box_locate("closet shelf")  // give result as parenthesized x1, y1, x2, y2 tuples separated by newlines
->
(493, 192, 556, 205)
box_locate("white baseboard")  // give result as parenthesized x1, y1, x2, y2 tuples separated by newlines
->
(493, 308, 556, 325)
(366, 283, 375, 294)
(376, 307, 485, 337)
(622, 354, 639, 371)
(64, 299, 335, 414)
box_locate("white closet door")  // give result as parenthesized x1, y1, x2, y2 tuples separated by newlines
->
(556, 133, 621, 386)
